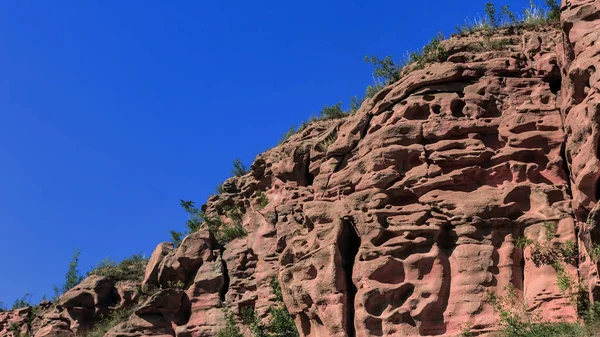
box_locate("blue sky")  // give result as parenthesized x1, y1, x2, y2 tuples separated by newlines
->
(0, 0, 538, 306)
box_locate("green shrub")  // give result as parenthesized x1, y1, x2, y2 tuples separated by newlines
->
(501, 5, 518, 24)
(589, 244, 600, 262)
(544, 221, 557, 242)
(560, 240, 578, 265)
(516, 236, 533, 249)
(87, 254, 148, 281)
(180, 200, 205, 233)
(268, 278, 299, 337)
(485, 2, 498, 27)
(241, 307, 268, 337)
(84, 306, 134, 337)
(271, 277, 284, 303)
(217, 307, 244, 337)
(170, 230, 183, 247)
(218, 222, 247, 244)
(223, 205, 243, 223)
(460, 321, 473, 337)
(256, 191, 269, 209)
(53, 249, 84, 301)
(280, 125, 297, 144)
(349, 96, 362, 114)
(364, 55, 400, 84)
(12, 294, 32, 310)
(8, 323, 28, 337)
(267, 306, 299, 337)
(319, 103, 346, 120)
(545, 0, 560, 22)
(231, 159, 248, 177)
(204, 214, 247, 245)
(409, 33, 448, 70)
(364, 83, 384, 99)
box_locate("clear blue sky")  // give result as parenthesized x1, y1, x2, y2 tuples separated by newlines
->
(0, 0, 536, 307)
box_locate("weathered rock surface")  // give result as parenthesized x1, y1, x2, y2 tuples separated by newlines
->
(4, 2, 600, 336)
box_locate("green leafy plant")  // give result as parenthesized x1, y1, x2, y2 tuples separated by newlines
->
(12, 293, 32, 310)
(485, 2, 498, 28)
(364, 55, 400, 84)
(217, 222, 247, 244)
(279, 125, 298, 144)
(516, 236, 533, 249)
(241, 307, 268, 337)
(589, 244, 600, 262)
(8, 323, 28, 337)
(231, 159, 248, 177)
(561, 240, 578, 265)
(319, 103, 346, 120)
(84, 306, 135, 337)
(460, 321, 473, 337)
(349, 96, 362, 114)
(501, 5, 518, 24)
(170, 230, 183, 247)
(408, 33, 448, 70)
(53, 249, 84, 301)
(271, 277, 284, 303)
(87, 254, 148, 281)
(256, 190, 269, 209)
(267, 278, 299, 337)
(545, 0, 560, 21)
(181, 199, 205, 233)
(544, 221, 557, 242)
(217, 307, 244, 337)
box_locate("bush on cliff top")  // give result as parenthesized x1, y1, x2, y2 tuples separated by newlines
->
(170, 199, 247, 247)
(52, 249, 84, 301)
(87, 253, 148, 281)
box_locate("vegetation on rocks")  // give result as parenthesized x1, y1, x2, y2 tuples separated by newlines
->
(231, 158, 248, 177)
(484, 220, 600, 336)
(87, 253, 148, 281)
(217, 278, 298, 337)
(170, 199, 247, 247)
(83, 306, 135, 337)
(256, 190, 269, 209)
(53, 249, 84, 301)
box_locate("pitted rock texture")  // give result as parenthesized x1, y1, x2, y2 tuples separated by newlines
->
(4, 2, 600, 337)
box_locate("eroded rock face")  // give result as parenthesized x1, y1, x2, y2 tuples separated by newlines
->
(4, 3, 600, 337)
(560, 0, 600, 303)
(0, 308, 30, 337)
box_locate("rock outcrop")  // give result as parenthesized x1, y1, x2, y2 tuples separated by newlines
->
(3, 1, 600, 336)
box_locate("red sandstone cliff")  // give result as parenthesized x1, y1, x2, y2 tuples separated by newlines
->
(3, 1, 600, 336)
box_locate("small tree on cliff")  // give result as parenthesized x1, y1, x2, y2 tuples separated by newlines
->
(545, 0, 560, 22)
(52, 249, 84, 301)
(231, 159, 248, 177)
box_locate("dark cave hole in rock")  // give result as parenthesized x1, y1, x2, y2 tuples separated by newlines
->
(450, 99, 466, 117)
(339, 218, 361, 337)
(437, 225, 458, 252)
(549, 77, 562, 95)
(560, 142, 572, 196)
(219, 251, 230, 303)
(596, 178, 600, 204)
(177, 292, 192, 325)
(305, 163, 315, 186)
(299, 312, 312, 336)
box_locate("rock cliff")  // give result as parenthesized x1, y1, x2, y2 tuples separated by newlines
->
(3, 1, 600, 336)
